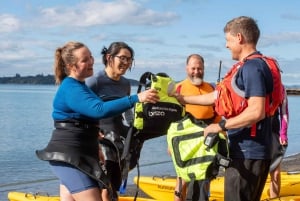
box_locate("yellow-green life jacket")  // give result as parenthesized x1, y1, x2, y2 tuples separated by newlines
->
(167, 114, 228, 182)
(133, 72, 185, 140)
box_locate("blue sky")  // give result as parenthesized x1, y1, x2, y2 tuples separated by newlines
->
(1, 0, 299, 85)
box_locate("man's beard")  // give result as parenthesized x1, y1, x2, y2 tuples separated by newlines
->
(190, 77, 203, 85)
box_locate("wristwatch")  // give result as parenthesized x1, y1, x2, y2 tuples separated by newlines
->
(218, 119, 228, 131)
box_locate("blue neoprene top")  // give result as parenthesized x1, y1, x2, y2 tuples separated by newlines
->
(52, 77, 138, 122)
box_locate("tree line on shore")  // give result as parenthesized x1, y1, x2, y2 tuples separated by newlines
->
(1, 73, 299, 95)
(0, 74, 139, 86)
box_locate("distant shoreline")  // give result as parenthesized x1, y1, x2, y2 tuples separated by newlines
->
(0, 74, 299, 95)
(286, 89, 300, 95)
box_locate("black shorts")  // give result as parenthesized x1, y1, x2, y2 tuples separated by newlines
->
(224, 158, 270, 201)
(105, 160, 122, 192)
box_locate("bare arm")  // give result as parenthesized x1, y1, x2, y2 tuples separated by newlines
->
(175, 91, 215, 106)
(225, 96, 265, 129)
(203, 96, 266, 136)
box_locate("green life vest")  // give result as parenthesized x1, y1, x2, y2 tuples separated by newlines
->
(121, 72, 185, 190)
(133, 72, 185, 140)
(167, 114, 229, 182)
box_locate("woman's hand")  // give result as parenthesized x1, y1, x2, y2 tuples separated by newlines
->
(138, 88, 159, 103)
(279, 136, 288, 146)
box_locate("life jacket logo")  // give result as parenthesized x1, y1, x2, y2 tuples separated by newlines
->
(148, 110, 165, 117)
(147, 106, 179, 117)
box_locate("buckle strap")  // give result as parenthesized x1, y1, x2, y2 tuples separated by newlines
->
(54, 121, 98, 129)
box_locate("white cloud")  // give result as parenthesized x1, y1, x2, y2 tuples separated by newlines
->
(281, 13, 300, 21)
(187, 44, 222, 52)
(37, 0, 179, 28)
(260, 32, 300, 47)
(0, 14, 20, 33)
(0, 41, 35, 64)
(0, 0, 299, 86)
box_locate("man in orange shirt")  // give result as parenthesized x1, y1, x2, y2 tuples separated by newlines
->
(174, 54, 221, 201)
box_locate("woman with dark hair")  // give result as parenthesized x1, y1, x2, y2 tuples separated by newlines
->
(86, 41, 136, 200)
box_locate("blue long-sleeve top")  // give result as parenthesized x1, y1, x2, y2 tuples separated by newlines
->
(52, 77, 138, 122)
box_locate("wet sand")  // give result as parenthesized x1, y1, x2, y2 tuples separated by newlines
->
(123, 153, 300, 198)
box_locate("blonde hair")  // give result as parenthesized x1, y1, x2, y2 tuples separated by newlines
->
(54, 41, 86, 85)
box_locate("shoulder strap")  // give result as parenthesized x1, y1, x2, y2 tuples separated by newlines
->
(244, 54, 282, 72)
(178, 112, 207, 128)
(120, 126, 144, 195)
(137, 72, 154, 93)
(244, 53, 263, 61)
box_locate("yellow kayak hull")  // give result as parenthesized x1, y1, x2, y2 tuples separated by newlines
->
(134, 172, 300, 201)
(7, 191, 155, 201)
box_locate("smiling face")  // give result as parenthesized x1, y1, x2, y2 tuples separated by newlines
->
(186, 56, 204, 86)
(225, 32, 242, 61)
(69, 46, 94, 81)
(106, 48, 133, 80)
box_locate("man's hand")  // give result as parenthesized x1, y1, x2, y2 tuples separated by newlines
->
(173, 93, 186, 105)
(204, 123, 222, 137)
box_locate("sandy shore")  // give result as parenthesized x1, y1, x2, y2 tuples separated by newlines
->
(122, 153, 300, 198)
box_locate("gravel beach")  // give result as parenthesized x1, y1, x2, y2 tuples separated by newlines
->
(279, 153, 300, 172)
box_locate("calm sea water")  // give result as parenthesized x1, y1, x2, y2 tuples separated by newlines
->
(0, 84, 299, 201)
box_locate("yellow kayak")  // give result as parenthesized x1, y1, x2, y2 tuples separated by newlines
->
(7, 191, 156, 201)
(134, 171, 300, 201)
(134, 175, 224, 201)
(209, 196, 300, 201)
